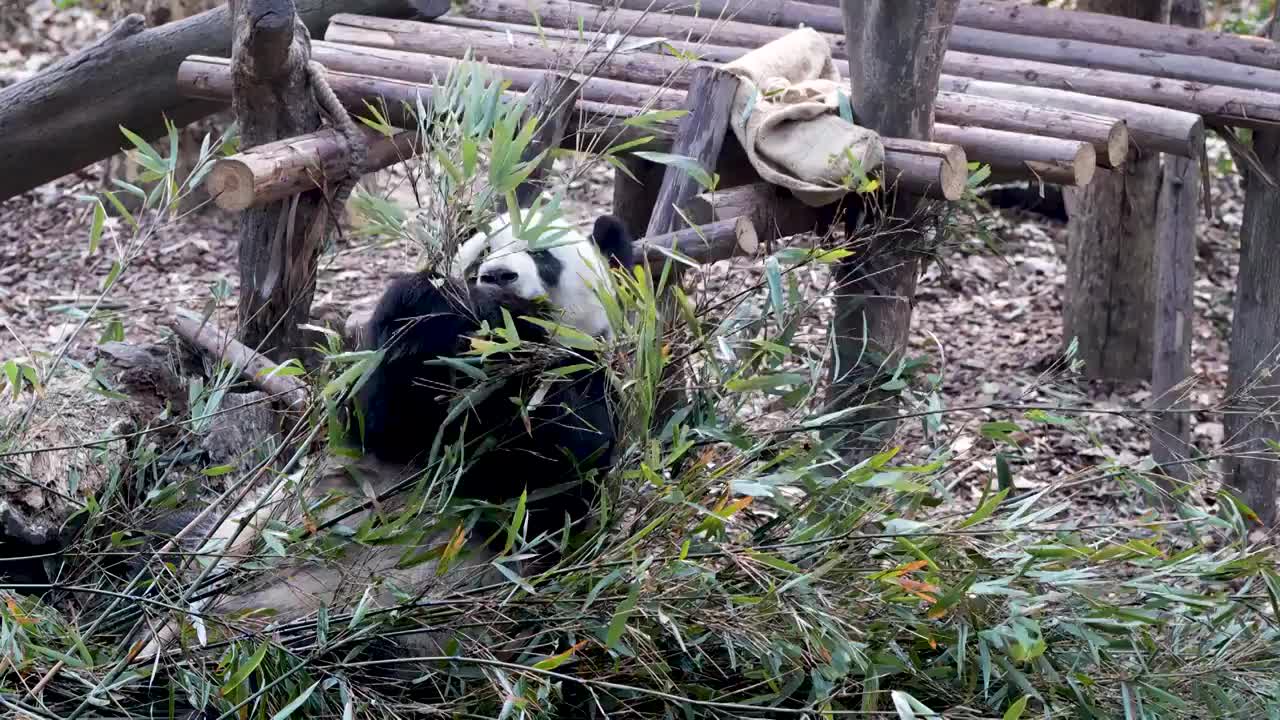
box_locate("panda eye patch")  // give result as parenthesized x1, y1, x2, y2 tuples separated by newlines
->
(529, 249, 564, 289)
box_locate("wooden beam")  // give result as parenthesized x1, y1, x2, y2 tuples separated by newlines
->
(179, 57, 967, 199)
(208, 127, 419, 210)
(0, 0, 415, 202)
(679, 182, 821, 245)
(935, 90, 1126, 168)
(449, 0, 1280, 128)
(320, 22, 1132, 168)
(933, 124, 1095, 186)
(939, 76, 1203, 158)
(172, 315, 308, 409)
(942, 50, 1280, 129)
(955, 0, 1280, 72)
(948, 24, 1280, 95)
(309, 41, 684, 109)
(640, 216, 759, 266)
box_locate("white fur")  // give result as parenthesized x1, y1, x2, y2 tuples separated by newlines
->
(451, 207, 615, 338)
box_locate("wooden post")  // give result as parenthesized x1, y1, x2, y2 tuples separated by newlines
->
(830, 0, 960, 456)
(645, 66, 740, 237)
(1062, 0, 1166, 382)
(613, 155, 664, 238)
(508, 73, 583, 209)
(232, 0, 340, 361)
(644, 65, 739, 426)
(1226, 13, 1280, 527)
(1151, 0, 1204, 489)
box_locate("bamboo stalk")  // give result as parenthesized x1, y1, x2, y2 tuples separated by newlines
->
(171, 315, 308, 409)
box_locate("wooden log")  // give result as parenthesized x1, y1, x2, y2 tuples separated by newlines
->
(955, 0, 1280, 72)
(939, 75, 1203, 158)
(1150, 0, 1204, 489)
(179, 56, 660, 151)
(208, 127, 419, 210)
(949, 25, 1280, 96)
(309, 40, 684, 109)
(943, 51, 1280, 129)
(0, 0, 415, 202)
(1225, 14, 1280, 527)
(680, 183, 820, 246)
(833, 0, 961, 458)
(508, 73, 583, 208)
(179, 57, 962, 199)
(229, 0, 342, 361)
(640, 216, 759, 266)
(452, 0, 1280, 129)
(880, 139, 968, 200)
(325, 13, 710, 88)
(935, 90, 1126, 168)
(933, 124, 1095, 186)
(171, 315, 308, 409)
(646, 65, 740, 237)
(322, 20, 1127, 168)
(613, 155, 663, 238)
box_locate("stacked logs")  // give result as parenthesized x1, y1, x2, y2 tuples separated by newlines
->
(173, 0, 1280, 245)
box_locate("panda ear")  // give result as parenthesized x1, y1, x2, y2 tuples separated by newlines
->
(591, 214, 635, 269)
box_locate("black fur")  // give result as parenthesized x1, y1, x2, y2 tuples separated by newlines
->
(355, 271, 617, 544)
(592, 214, 635, 270)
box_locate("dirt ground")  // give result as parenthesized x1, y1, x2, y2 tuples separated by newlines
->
(0, 2, 1252, 521)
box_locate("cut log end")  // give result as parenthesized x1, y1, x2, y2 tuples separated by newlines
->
(206, 159, 258, 211)
(1070, 142, 1097, 186)
(1105, 122, 1130, 168)
(733, 215, 760, 256)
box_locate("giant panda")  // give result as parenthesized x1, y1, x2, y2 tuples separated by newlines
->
(128, 207, 637, 667)
(355, 205, 636, 544)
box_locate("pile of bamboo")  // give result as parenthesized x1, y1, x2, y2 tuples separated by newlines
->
(175, 0, 1280, 243)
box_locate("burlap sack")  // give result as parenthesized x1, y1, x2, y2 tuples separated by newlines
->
(721, 27, 884, 207)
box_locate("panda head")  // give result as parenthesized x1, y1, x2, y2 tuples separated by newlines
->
(452, 205, 635, 338)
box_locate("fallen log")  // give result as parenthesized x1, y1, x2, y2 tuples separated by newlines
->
(452, 0, 1280, 128)
(939, 75, 1203, 158)
(955, 0, 1280, 72)
(309, 40, 685, 109)
(178, 57, 966, 199)
(171, 314, 309, 410)
(0, 0, 416, 202)
(948, 25, 1280, 96)
(933, 124, 1095, 186)
(640, 216, 759, 265)
(942, 51, 1280, 129)
(208, 127, 420, 210)
(934, 90, 1126, 168)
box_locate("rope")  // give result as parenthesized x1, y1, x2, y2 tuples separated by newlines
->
(307, 60, 367, 212)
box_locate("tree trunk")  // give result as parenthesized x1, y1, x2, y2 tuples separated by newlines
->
(0, 0, 412, 202)
(232, 0, 332, 361)
(831, 0, 959, 455)
(1151, 0, 1204, 488)
(1225, 11, 1280, 528)
(1061, 0, 1167, 381)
